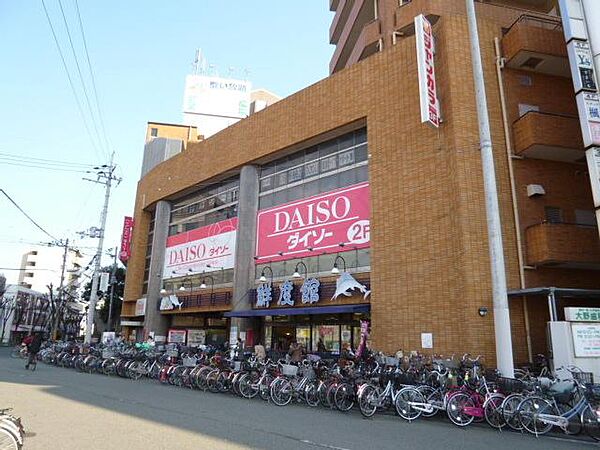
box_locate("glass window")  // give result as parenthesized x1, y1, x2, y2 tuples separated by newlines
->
(355, 143, 368, 162)
(319, 140, 338, 157)
(303, 179, 319, 198)
(287, 184, 304, 203)
(356, 164, 368, 183)
(312, 325, 340, 353)
(260, 176, 273, 192)
(339, 167, 356, 187)
(184, 222, 199, 231)
(150, 127, 158, 137)
(341, 325, 352, 348)
(320, 155, 337, 173)
(265, 325, 272, 350)
(276, 171, 288, 188)
(304, 160, 319, 178)
(288, 166, 303, 183)
(296, 326, 311, 349)
(259, 193, 273, 209)
(319, 173, 338, 193)
(338, 149, 355, 167)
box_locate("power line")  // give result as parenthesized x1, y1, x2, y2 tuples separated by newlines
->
(0, 160, 90, 173)
(0, 152, 96, 168)
(57, 0, 108, 160)
(74, 0, 113, 157)
(0, 189, 58, 241)
(40, 0, 104, 161)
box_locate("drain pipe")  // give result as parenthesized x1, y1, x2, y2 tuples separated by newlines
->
(494, 36, 533, 363)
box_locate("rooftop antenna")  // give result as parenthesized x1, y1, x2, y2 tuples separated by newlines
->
(192, 49, 207, 75)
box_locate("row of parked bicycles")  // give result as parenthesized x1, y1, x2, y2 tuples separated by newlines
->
(38, 341, 600, 441)
(0, 408, 24, 450)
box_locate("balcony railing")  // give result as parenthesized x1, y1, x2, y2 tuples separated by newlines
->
(160, 291, 232, 314)
(512, 111, 584, 162)
(526, 222, 600, 267)
(502, 15, 568, 76)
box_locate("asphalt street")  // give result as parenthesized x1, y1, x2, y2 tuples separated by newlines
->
(0, 348, 595, 450)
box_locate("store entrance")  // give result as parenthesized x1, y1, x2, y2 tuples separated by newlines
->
(271, 325, 295, 353)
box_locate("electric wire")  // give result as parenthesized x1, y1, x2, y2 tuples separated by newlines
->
(0, 161, 90, 173)
(40, 0, 104, 161)
(74, 0, 113, 156)
(0, 189, 59, 241)
(0, 152, 96, 168)
(57, 0, 109, 160)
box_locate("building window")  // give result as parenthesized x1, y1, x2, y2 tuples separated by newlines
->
(150, 127, 158, 137)
(544, 206, 563, 224)
(575, 209, 597, 226)
(258, 128, 368, 209)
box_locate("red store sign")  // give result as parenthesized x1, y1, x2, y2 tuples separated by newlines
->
(119, 216, 134, 263)
(256, 182, 370, 262)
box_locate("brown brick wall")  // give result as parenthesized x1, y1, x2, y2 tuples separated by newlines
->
(512, 112, 583, 155)
(526, 223, 600, 265)
(123, 2, 599, 363)
(502, 20, 566, 63)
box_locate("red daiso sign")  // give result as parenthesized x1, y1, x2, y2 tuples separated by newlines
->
(119, 216, 134, 263)
(415, 14, 440, 128)
(163, 217, 237, 278)
(256, 183, 370, 262)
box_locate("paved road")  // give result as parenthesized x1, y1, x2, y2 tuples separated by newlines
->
(0, 349, 595, 450)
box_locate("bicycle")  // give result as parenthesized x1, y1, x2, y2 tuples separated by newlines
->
(517, 366, 600, 439)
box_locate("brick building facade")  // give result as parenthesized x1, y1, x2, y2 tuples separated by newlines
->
(122, 0, 600, 365)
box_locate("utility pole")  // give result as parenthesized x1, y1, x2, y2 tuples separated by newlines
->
(84, 153, 121, 344)
(465, 0, 514, 376)
(51, 238, 69, 339)
(107, 247, 117, 332)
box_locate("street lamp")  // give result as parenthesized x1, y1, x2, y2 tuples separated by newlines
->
(292, 261, 308, 279)
(331, 255, 347, 275)
(200, 274, 215, 304)
(259, 265, 273, 283)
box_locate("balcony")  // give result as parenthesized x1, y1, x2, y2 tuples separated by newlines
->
(526, 223, 600, 268)
(330, 0, 376, 74)
(503, 15, 568, 77)
(513, 111, 584, 162)
(347, 19, 381, 67)
(394, 0, 442, 35)
(160, 290, 232, 315)
(330, 0, 351, 45)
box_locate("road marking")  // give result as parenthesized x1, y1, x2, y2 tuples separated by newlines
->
(300, 439, 352, 450)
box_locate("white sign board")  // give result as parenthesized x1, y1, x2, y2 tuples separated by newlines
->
(100, 272, 110, 292)
(559, 0, 588, 42)
(421, 332, 433, 349)
(135, 298, 146, 316)
(576, 90, 600, 148)
(565, 307, 600, 322)
(415, 14, 441, 128)
(101, 332, 116, 344)
(168, 329, 187, 344)
(567, 40, 597, 92)
(572, 323, 600, 357)
(187, 329, 206, 347)
(183, 74, 250, 119)
(586, 147, 600, 207)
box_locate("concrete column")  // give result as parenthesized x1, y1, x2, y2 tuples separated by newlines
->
(231, 165, 260, 344)
(143, 200, 171, 339)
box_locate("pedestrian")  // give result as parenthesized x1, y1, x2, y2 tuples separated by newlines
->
(25, 332, 43, 370)
(254, 341, 266, 362)
(236, 337, 244, 360)
(288, 339, 304, 364)
(317, 338, 326, 353)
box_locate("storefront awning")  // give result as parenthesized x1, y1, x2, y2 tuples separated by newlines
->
(224, 304, 370, 318)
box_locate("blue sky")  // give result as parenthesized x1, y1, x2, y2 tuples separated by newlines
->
(0, 1, 333, 284)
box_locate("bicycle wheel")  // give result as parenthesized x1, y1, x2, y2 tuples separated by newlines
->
(501, 393, 524, 431)
(334, 383, 355, 412)
(271, 379, 293, 406)
(358, 384, 378, 418)
(206, 370, 220, 393)
(259, 374, 274, 401)
(326, 382, 338, 409)
(556, 404, 582, 436)
(0, 426, 19, 450)
(395, 387, 424, 421)
(305, 380, 320, 407)
(417, 385, 439, 418)
(446, 393, 475, 427)
(238, 373, 257, 399)
(582, 403, 600, 441)
(517, 396, 554, 436)
(484, 393, 506, 429)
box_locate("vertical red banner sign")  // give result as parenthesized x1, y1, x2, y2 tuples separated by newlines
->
(119, 216, 134, 263)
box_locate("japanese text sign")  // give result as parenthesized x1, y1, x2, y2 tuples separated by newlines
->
(163, 218, 237, 278)
(415, 14, 441, 128)
(256, 183, 370, 262)
(565, 307, 600, 322)
(119, 216, 134, 263)
(572, 324, 600, 357)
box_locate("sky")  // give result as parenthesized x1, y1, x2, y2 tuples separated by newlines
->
(0, 1, 333, 285)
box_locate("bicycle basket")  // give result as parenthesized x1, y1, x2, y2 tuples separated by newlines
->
(573, 371, 594, 385)
(585, 384, 600, 402)
(281, 364, 299, 377)
(182, 356, 198, 367)
(102, 349, 115, 359)
(497, 377, 525, 394)
(385, 357, 399, 367)
(232, 361, 242, 372)
(166, 349, 179, 358)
